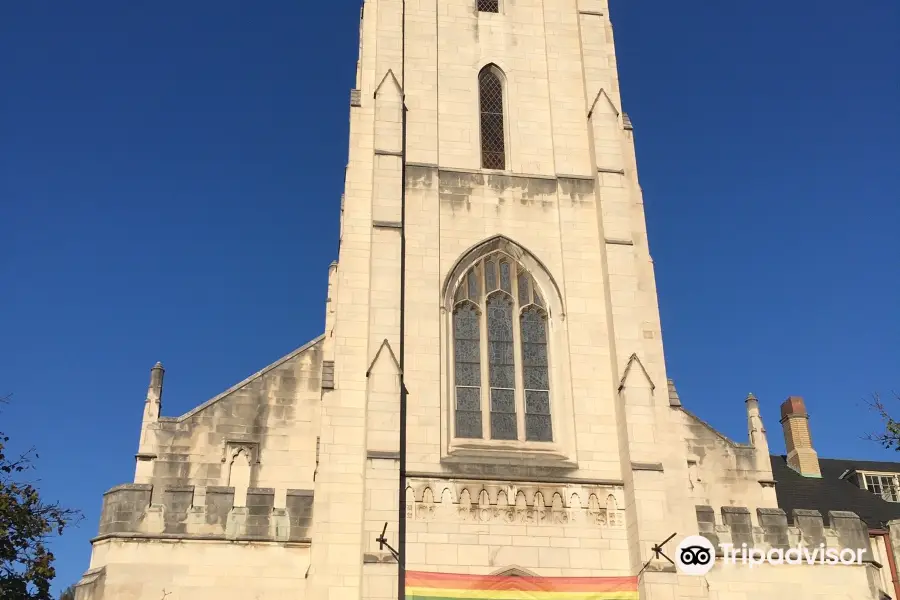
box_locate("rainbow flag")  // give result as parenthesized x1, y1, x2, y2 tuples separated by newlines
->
(406, 571, 639, 600)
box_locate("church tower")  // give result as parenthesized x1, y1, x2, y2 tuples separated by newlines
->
(73, 2, 892, 599)
(309, 0, 693, 599)
(74, 0, 775, 598)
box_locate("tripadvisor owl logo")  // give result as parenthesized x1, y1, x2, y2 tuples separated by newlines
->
(675, 535, 716, 576)
(673, 534, 869, 575)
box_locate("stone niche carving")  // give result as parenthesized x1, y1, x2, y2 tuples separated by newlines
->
(406, 480, 625, 528)
(222, 441, 260, 465)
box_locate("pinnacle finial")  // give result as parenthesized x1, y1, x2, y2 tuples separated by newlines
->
(746, 392, 757, 401)
(148, 361, 165, 397)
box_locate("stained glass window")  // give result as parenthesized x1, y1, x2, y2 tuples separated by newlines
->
(451, 252, 552, 444)
(479, 66, 505, 170)
(467, 269, 479, 300)
(500, 260, 511, 293)
(454, 304, 482, 438)
(485, 258, 497, 291)
(522, 307, 551, 441)
(487, 295, 516, 440)
(517, 270, 530, 306)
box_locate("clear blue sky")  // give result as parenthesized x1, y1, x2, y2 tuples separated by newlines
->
(1, 0, 897, 594)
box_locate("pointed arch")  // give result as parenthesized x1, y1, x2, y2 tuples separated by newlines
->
(444, 235, 565, 444)
(569, 492, 583, 510)
(373, 69, 402, 99)
(587, 88, 620, 119)
(490, 566, 539, 577)
(442, 235, 563, 313)
(618, 353, 656, 392)
(446, 237, 560, 443)
(443, 236, 576, 459)
(515, 491, 527, 508)
(366, 338, 401, 377)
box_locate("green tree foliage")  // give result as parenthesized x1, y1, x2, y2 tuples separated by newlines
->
(866, 392, 900, 451)
(1, 395, 81, 599)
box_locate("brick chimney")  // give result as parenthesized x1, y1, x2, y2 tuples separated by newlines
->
(780, 396, 821, 478)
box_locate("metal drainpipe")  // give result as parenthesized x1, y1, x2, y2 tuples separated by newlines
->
(870, 529, 900, 600)
(397, 0, 408, 600)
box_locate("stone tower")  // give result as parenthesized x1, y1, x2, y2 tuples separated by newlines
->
(310, 0, 694, 598)
(74, 1, 887, 599)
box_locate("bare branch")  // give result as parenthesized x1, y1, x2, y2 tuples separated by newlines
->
(864, 392, 900, 450)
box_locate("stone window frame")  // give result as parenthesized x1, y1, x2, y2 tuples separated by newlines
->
(450, 253, 551, 443)
(440, 236, 577, 466)
(477, 63, 510, 172)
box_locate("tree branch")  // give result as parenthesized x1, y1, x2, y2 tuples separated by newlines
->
(864, 392, 900, 450)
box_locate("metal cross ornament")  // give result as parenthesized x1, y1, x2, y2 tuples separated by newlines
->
(637, 532, 677, 577)
(652, 532, 677, 565)
(376, 522, 400, 561)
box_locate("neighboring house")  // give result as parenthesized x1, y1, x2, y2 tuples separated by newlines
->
(770, 398, 900, 599)
(70, 1, 894, 599)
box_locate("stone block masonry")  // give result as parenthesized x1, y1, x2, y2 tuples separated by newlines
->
(96, 483, 313, 543)
(696, 505, 873, 562)
(74, 0, 896, 598)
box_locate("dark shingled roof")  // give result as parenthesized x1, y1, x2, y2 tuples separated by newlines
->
(771, 454, 900, 529)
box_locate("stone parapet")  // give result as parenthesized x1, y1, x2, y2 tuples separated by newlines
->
(695, 505, 873, 561)
(97, 483, 313, 543)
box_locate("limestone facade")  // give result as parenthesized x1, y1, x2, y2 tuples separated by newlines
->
(74, 1, 895, 599)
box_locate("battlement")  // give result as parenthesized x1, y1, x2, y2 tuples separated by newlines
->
(696, 505, 874, 561)
(97, 483, 313, 543)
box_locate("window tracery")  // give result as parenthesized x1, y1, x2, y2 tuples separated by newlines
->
(452, 253, 552, 442)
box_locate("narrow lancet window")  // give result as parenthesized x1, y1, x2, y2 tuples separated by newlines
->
(487, 294, 516, 440)
(454, 303, 483, 438)
(522, 307, 551, 441)
(479, 66, 506, 170)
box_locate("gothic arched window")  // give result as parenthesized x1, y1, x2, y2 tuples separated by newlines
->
(479, 65, 506, 170)
(478, 0, 499, 12)
(452, 253, 552, 442)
